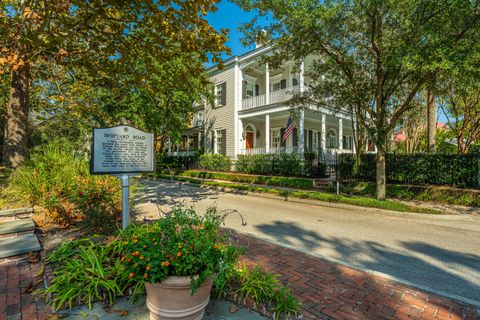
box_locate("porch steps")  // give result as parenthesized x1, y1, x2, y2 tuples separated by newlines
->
(0, 218, 41, 258)
(0, 207, 34, 218)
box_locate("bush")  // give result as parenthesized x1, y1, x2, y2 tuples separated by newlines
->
(198, 154, 231, 171)
(180, 170, 314, 189)
(339, 153, 480, 188)
(156, 153, 199, 172)
(236, 153, 326, 178)
(9, 141, 121, 229)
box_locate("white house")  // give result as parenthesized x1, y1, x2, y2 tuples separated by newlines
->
(169, 45, 373, 159)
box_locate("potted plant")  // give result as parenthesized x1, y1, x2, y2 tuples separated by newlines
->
(119, 206, 239, 320)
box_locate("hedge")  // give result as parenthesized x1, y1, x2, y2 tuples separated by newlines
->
(198, 154, 231, 171)
(339, 153, 480, 188)
(236, 153, 327, 178)
(179, 170, 314, 189)
(156, 153, 199, 171)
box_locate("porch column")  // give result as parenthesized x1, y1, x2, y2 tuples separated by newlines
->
(338, 118, 343, 152)
(265, 114, 270, 153)
(186, 134, 190, 152)
(167, 138, 172, 153)
(265, 63, 270, 105)
(213, 130, 218, 154)
(198, 132, 201, 151)
(321, 113, 326, 152)
(299, 60, 305, 157)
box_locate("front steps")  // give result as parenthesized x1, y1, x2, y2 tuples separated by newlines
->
(0, 208, 41, 259)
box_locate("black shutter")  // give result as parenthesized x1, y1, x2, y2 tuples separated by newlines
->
(308, 130, 313, 152)
(242, 81, 247, 99)
(211, 132, 215, 153)
(292, 78, 298, 86)
(293, 128, 298, 146)
(221, 82, 227, 106)
(318, 132, 321, 153)
(255, 84, 259, 96)
(280, 128, 286, 147)
(221, 129, 227, 156)
(280, 79, 287, 89)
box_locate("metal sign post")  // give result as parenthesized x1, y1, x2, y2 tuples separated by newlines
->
(90, 125, 155, 230)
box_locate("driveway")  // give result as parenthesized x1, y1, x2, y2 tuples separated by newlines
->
(134, 179, 480, 305)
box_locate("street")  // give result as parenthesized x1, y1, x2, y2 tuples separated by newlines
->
(134, 179, 480, 305)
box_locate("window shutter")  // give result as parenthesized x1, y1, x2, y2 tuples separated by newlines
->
(211, 133, 215, 153)
(280, 79, 287, 89)
(242, 81, 247, 99)
(221, 129, 227, 156)
(221, 82, 227, 106)
(280, 128, 286, 147)
(292, 78, 298, 86)
(293, 128, 298, 146)
(311, 130, 315, 151)
(255, 84, 259, 96)
(318, 132, 322, 152)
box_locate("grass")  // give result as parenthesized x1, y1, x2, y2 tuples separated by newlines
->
(150, 173, 441, 214)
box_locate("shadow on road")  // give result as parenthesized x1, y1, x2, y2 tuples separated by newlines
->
(256, 220, 480, 302)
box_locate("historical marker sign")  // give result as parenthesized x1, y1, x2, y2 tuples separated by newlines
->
(90, 125, 155, 229)
(90, 125, 155, 174)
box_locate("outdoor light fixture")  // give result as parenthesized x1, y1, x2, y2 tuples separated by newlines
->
(256, 130, 261, 138)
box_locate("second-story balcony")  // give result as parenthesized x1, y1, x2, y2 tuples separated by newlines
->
(241, 85, 301, 111)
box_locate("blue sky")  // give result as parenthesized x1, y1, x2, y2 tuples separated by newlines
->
(206, 0, 260, 59)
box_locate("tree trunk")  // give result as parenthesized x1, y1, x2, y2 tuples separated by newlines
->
(2, 66, 30, 168)
(376, 147, 386, 200)
(426, 89, 436, 152)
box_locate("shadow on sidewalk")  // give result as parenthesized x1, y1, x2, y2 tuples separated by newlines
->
(255, 220, 480, 303)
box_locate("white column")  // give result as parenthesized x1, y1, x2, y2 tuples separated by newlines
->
(338, 118, 343, 151)
(197, 132, 201, 151)
(265, 63, 270, 105)
(238, 118, 244, 153)
(287, 63, 292, 89)
(321, 113, 326, 152)
(265, 114, 270, 153)
(299, 60, 305, 157)
(213, 130, 218, 154)
(234, 59, 240, 158)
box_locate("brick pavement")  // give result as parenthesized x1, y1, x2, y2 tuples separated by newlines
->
(0, 253, 51, 320)
(234, 232, 479, 320)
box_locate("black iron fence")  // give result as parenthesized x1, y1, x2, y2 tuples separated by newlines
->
(338, 153, 480, 188)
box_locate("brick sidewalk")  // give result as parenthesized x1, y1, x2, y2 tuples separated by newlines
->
(0, 253, 51, 320)
(234, 232, 479, 320)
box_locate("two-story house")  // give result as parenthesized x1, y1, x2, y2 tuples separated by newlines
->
(169, 45, 370, 159)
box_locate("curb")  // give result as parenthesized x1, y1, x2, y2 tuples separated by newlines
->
(142, 177, 473, 221)
(227, 228, 480, 310)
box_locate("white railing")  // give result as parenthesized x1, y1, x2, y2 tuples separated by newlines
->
(239, 146, 353, 156)
(240, 148, 266, 155)
(241, 85, 302, 111)
(269, 85, 300, 105)
(241, 94, 266, 110)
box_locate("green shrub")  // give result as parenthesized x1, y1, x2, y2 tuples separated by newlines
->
(236, 153, 326, 178)
(180, 170, 314, 189)
(43, 237, 128, 310)
(156, 153, 200, 171)
(9, 141, 121, 229)
(198, 154, 231, 171)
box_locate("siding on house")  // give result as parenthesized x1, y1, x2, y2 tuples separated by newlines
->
(203, 66, 237, 158)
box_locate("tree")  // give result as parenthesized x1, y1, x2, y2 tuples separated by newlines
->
(395, 99, 427, 153)
(234, 0, 480, 199)
(0, 0, 229, 167)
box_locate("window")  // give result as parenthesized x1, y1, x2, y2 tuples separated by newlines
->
(216, 130, 224, 155)
(270, 129, 281, 148)
(194, 112, 204, 127)
(343, 136, 353, 150)
(367, 139, 375, 152)
(215, 83, 226, 107)
(246, 82, 257, 98)
(326, 130, 337, 148)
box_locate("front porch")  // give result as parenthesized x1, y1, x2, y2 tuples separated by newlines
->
(239, 108, 356, 156)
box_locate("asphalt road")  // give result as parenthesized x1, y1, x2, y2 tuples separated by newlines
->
(134, 179, 480, 305)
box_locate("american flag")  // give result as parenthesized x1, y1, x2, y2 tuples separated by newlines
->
(282, 116, 296, 143)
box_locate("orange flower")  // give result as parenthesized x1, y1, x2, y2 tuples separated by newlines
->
(128, 272, 135, 279)
(132, 251, 140, 257)
(146, 265, 151, 271)
(178, 243, 183, 249)
(214, 244, 222, 250)
(177, 251, 182, 257)
(133, 239, 138, 243)
(161, 261, 170, 267)
(139, 255, 144, 260)
(144, 273, 149, 278)
(126, 258, 132, 263)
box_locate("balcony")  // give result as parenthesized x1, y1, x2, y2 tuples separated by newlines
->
(241, 85, 300, 111)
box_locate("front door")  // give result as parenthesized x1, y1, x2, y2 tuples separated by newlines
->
(246, 132, 254, 149)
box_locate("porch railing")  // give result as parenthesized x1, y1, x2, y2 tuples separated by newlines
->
(241, 85, 301, 111)
(240, 147, 353, 155)
(167, 151, 197, 157)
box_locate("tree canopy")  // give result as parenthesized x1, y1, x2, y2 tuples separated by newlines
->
(233, 0, 480, 199)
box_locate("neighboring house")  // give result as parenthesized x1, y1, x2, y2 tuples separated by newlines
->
(169, 45, 367, 159)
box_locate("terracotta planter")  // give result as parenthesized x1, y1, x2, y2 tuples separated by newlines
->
(145, 276, 213, 320)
